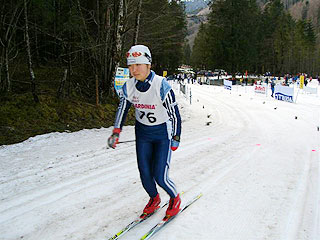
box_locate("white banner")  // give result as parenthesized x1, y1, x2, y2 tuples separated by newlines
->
(275, 85, 294, 103)
(254, 84, 267, 94)
(303, 86, 318, 94)
(224, 80, 232, 90)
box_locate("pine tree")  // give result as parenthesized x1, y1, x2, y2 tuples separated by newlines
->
(191, 22, 211, 70)
(195, 0, 260, 74)
(260, 0, 286, 74)
(137, 0, 187, 74)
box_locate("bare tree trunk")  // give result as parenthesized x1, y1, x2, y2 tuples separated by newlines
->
(4, 47, 10, 92)
(100, 4, 107, 92)
(103, 4, 111, 95)
(106, 4, 115, 96)
(24, 0, 39, 103)
(133, 0, 142, 45)
(96, 0, 104, 100)
(67, 45, 72, 96)
(0, 47, 3, 90)
(97, 0, 100, 41)
(76, 0, 92, 46)
(115, 0, 124, 61)
(111, 0, 124, 83)
(76, 0, 98, 75)
(53, 0, 58, 58)
(57, 69, 68, 99)
(67, 0, 73, 96)
(95, 74, 99, 106)
(0, 4, 4, 91)
(1, 4, 23, 92)
(34, 20, 40, 65)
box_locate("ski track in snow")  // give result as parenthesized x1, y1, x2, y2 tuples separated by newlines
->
(0, 83, 319, 240)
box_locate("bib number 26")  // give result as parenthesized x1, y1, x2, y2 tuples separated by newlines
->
(139, 111, 156, 123)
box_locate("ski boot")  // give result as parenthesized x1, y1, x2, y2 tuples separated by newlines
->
(164, 194, 181, 220)
(140, 193, 161, 219)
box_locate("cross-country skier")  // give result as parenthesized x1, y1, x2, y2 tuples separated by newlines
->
(107, 45, 182, 219)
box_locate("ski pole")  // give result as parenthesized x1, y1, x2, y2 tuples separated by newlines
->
(118, 139, 136, 144)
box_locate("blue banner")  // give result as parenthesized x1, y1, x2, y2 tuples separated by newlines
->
(224, 80, 232, 90)
(274, 85, 294, 103)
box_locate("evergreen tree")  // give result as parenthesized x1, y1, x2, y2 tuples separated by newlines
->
(260, 0, 286, 74)
(273, 13, 293, 74)
(196, 0, 260, 74)
(183, 41, 192, 65)
(191, 22, 211, 70)
(137, 0, 187, 74)
(291, 19, 317, 74)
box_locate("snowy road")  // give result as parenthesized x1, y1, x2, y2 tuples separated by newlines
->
(1, 83, 319, 240)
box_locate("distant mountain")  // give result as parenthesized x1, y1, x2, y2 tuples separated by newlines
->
(257, 0, 319, 24)
(180, 0, 210, 14)
(283, 0, 320, 25)
(186, 6, 210, 47)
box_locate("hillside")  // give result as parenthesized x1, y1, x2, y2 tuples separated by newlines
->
(185, 0, 320, 48)
(181, 0, 210, 14)
(287, 0, 320, 25)
(186, 6, 210, 47)
(257, 0, 320, 25)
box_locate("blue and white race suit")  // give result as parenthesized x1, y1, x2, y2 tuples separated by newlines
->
(114, 70, 181, 198)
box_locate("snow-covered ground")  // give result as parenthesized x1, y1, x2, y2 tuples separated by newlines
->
(1, 82, 320, 240)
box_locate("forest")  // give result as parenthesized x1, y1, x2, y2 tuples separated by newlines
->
(1, 0, 319, 145)
(0, 0, 187, 145)
(1, 0, 187, 98)
(191, 0, 320, 76)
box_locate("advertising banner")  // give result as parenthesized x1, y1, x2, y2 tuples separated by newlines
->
(275, 85, 294, 103)
(114, 67, 130, 97)
(303, 86, 318, 94)
(224, 80, 232, 90)
(254, 84, 267, 94)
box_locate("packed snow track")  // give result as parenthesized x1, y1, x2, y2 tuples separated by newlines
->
(1, 83, 319, 240)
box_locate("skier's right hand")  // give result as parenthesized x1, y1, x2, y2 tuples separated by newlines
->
(107, 128, 121, 149)
(171, 135, 180, 151)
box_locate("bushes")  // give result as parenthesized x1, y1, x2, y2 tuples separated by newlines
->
(0, 93, 134, 145)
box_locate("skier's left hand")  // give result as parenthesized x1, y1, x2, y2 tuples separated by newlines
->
(108, 128, 121, 149)
(171, 136, 180, 151)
